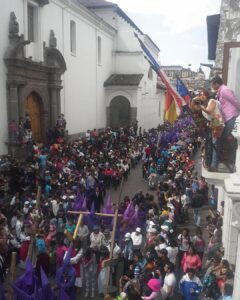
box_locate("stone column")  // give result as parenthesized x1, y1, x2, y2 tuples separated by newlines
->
(56, 88, 61, 117)
(130, 107, 137, 125)
(106, 107, 110, 127)
(233, 228, 240, 299)
(8, 84, 19, 124)
(50, 87, 58, 127)
(223, 118, 240, 294)
(222, 194, 239, 264)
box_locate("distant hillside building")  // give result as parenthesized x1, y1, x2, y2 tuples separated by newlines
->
(161, 65, 206, 91)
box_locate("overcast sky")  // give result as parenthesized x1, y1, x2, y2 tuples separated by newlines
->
(113, 0, 222, 74)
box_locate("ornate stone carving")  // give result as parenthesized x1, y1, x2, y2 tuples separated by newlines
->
(233, 201, 240, 219)
(215, 1, 240, 68)
(229, 0, 240, 11)
(9, 12, 19, 36)
(5, 12, 30, 59)
(49, 30, 57, 49)
(4, 14, 66, 154)
(44, 30, 66, 74)
(225, 20, 235, 41)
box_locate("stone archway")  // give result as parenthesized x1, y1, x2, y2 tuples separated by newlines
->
(4, 13, 66, 155)
(25, 92, 43, 142)
(110, 96, 131, 129)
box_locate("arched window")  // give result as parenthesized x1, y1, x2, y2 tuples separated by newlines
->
(148, 67, 153, 80)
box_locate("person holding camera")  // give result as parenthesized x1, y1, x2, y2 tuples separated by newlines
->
(192, 90, 224, 171)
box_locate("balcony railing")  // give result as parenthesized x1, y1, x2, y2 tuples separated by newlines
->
(202, 117, 240, 178)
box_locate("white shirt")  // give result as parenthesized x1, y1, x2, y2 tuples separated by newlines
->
(78, 225, 89, 239)
(11, 216, 17, 229)
(10, 196, 16, 206)
(162, 272, 176, 297)
(51, 199, 59, 217)
(90, 232, 105, 249)
(85, 132, 90, 140)
(166, 246, 179, 265)
(19, 232, 31, 242)
(131, 232, 143, 248)
(70, 249, 83, 264)
(107, 243, 121, 258)
(15, 220, 23, 240)
(159, 243, 167, 250)
(181, 194, 190, 207)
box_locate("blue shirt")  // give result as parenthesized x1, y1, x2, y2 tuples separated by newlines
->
(179, 274, 202, 300)
(39, 154, 47, 167)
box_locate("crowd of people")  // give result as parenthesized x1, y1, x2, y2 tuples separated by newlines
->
(8, 113, 67, 145)
(0, 77, 237, 300)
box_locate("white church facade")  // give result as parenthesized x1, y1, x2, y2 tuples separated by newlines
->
(0, 0, 165, 155)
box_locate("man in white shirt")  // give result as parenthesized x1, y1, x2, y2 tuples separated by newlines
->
(131, 227, 143, 250)
(162, 262, 176, 300)
(51, 198, 59, 217)
(90, 225, 105, 250)
(155, 236, 167, 252)
(78, 222, 89, 240)
(11, 213, 17, 230)
(15, 214, 23, 240)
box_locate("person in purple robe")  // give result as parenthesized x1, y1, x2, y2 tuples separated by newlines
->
(56, 245, 76, 300)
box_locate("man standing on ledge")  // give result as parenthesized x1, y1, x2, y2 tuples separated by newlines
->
(211, 76, 240, 139)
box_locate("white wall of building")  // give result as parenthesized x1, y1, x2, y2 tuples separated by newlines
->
(0, 0, 164, 154)
(93, 7, 165, 130)
(41, 0, 115, 134)
(227, 47, 240, 99)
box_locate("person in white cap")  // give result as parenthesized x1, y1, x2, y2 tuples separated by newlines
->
(123, 233, 134, 271)
(160, 225, 170, 242)
(146, 220, 156, 232)
(131, 227, 143, 250)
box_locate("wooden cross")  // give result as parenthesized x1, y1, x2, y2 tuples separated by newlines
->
(68, 179, 124, 295)
(68, 179, 124, 254)
(68, 210, 123, 241)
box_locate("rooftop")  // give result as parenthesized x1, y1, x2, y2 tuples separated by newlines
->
(77, 0, 160, 51)
(76, 0, 116, 8)
(104, 74, 144, 86)
(161, 65, 183, 69)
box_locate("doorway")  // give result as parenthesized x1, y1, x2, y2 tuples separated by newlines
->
(110, 96, 131, 129)
(25, 92, 43, 142)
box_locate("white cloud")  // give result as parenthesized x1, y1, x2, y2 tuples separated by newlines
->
(112, 0, 221, 33)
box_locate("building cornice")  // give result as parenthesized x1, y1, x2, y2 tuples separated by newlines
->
(113, 51, 143, 56)
(52, 0, 117, 37)
(33, 0, 50, 6)
(144, 35, 160, 54)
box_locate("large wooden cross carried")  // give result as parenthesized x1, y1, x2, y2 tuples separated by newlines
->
(68, 180, 124, 294)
